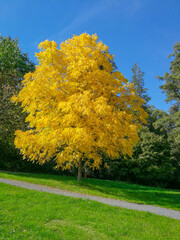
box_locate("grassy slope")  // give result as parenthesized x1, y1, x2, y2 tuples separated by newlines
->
(0, 182, 180, 240)
(0, 171, 180, 210)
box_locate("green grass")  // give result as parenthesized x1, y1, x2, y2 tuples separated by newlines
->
(0, 182, 180, 240)
(0, 171, 180, 210)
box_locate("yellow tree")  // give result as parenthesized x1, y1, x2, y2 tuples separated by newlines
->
(12, 33, 148, 181)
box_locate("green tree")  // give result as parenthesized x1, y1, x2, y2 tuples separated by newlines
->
(132, 107, 174, 186)
(0, 35, 35, 169)
(131, 63, 151, 105)
(157, 42, 180, 185)
(157, 42, 180, 105)
(130, 63, 174, 186)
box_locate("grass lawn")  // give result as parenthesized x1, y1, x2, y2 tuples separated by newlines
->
(0, 171, 180, 211)
(0, 182, 180, 240)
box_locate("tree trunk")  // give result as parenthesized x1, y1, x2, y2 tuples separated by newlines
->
(78, 158, 82, 181)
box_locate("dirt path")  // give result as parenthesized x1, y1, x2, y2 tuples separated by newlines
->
(1, 177, 180, 220)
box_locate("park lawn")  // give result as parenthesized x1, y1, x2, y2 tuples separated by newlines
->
(0, 172, 180, 210)
(0, 171, 180, 211)
(0, 182, 180, 240)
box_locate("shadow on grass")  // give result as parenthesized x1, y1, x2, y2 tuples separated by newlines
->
(1, 171, 180, 210)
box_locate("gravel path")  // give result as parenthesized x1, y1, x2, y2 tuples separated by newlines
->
(1, 178, 180, 220)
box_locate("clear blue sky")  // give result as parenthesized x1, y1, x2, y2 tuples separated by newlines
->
(1, 0, 179, 111)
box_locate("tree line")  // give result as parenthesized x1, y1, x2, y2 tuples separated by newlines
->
(0, 34, 179, 187)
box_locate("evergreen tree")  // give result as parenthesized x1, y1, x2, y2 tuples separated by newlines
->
(130, 64, 174, 186)
(157, 42, 180, 106)
(131, 63, 151, 105)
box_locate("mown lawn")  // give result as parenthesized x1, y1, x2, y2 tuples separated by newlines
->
(0, 171, 180, 210)
(0, 182, 180, 240)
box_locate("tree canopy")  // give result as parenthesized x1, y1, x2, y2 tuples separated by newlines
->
(12, 33, 147, 180)
(0, 35, 35, 134)
(0, 35, 35, 88)
(0, 35, 35, 170)
(0, 35, 34, 137)
(157, 42, 180, 107)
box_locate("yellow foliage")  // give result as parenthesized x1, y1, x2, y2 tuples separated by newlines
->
(12, 33, 148, 170)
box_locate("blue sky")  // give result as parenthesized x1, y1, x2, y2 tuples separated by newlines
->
(0, 0, 179, 111)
